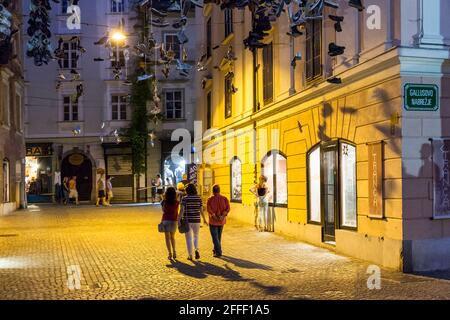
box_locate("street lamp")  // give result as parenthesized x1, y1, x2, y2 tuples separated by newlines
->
(111, 30, 126, 44)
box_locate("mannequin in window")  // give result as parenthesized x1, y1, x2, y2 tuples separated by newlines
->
(250, 175, 270, 232)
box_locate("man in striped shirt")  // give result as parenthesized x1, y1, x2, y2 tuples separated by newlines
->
(179, 184, 208, 260)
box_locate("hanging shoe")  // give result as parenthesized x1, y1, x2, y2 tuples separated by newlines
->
(348, 0, 365, 11)
(328, 42, 345, 56)
(327, 76, 342, 84)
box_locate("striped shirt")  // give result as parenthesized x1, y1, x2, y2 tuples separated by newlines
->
(181, 195, 203, 223)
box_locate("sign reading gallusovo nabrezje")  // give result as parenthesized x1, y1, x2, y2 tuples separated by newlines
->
(404, 84, 439, 111)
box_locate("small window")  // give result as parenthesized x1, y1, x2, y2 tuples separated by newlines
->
(230, 157, 242, 202)
(224, 74, 233, 119)
(224, 8, 233, 38)
(62, 0, 69, 14)
(164, 34, 181, 60)
(111, 48, 126, 68)
(262, 151, 287, 207)
(206, 18, 212, 59)
(63, 96, 78, 121)
(164, 90, 184, 120)
(206, 92, 212, 129)
(60, 39, 79, 69)
(262, 43, 273, 104)
(111, 0, 125, 13)
(111, 95, 128, 120)
(305, 19, 322, 81)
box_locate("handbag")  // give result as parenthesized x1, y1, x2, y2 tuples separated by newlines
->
(178, 203, 190, 234)
(158, 222, 165, 233)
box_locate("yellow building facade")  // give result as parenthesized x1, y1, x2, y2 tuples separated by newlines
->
(195, 1, 450, 272)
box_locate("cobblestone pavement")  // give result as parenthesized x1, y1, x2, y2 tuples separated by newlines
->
(0, 204, 450, 300)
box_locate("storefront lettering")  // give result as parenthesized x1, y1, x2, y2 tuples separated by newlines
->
(440, 144, 450, 209)
(372, 153, 378, 208)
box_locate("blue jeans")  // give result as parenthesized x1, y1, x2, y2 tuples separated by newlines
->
(209, 225, 224, 256)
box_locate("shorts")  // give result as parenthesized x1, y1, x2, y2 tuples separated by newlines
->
(98, 190, 105, 198)
(161, 220, 177, 233)
(157, 189, 164, 195)
(69, 189, 78, 198)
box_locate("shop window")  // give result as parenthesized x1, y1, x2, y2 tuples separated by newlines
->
(340, 143, 357, 228)
(305, 18, 322, 81)
(163, 155, 186, 187)
(262, 151, 287, 207)
(262, 43, 273, 104)
(3, 158, 10, 203)
(308, 145, 321, 223)
(230, 157, 242, 202)
(306, 141, 357, 240)
(111, 95, 128, 120)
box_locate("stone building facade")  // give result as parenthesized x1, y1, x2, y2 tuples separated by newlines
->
(195, 0, 450, 272)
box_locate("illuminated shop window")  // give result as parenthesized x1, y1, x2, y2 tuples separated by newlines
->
(306, 141, 357, 232)
(308, 146, 321, 223)
(230, 157, 242, 202)
(262, 151, 287, 207)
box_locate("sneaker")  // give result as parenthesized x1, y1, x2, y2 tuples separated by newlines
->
(172, 251, 177, 259)
(187, 256, 193, 261)
(195, 250, 200, 260)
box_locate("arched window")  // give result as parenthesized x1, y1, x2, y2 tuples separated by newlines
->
(3, 158, 10, 203)
(230, 157, 242, 202)
(262, 151, 287, 207)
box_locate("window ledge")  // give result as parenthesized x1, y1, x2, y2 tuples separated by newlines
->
(163, 118, 187, 122)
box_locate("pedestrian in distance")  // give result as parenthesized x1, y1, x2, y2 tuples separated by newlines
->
(62, 177, 70, 205)
(250, 175, 270, 232)
(176, 182, 185, 203)
(68, 176, 79, 205)
(155, 174, 163, 202)
(96, 174, 108, 206)
(160, 187, 179, 260)
(106, 175, 114, 205)
(250, 180, 259, 230)
(178, 184, 208, 260)
(206, 185, 230, 258)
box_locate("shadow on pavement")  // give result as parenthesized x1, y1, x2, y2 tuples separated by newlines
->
(219, 256, 273, 271)
(167, 260, 248, 282)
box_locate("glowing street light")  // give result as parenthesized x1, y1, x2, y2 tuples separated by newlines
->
(110, 30, 126, 43)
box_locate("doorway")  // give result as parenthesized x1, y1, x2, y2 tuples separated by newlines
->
(61, 153, 93, 201)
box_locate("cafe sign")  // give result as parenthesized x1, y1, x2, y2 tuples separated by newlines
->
(404, 84, 439, 111)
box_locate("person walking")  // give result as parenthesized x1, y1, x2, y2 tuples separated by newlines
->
(176, 182, 185, 203)
(178, 184, 208, 260)
(106, 176, 114, 205)
(250, 175, 270, 231)
(155, 174, 163, 202)
(206, 185, 230, 258)
(250, 180, 259, 230)
(68, 176, 79, 205)
(96, 174, 108, 206)
(62, 177, 70, 205)
(160, 187, 179, 260)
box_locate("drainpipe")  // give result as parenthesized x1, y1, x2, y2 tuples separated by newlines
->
(412, 0, 424, 46)
(289, 36, 296, 95)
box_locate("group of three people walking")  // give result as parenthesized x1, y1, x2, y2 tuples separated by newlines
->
(160, 183, 230, 261)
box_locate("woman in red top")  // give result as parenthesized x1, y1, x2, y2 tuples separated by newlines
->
(161, 187, 179, 260)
